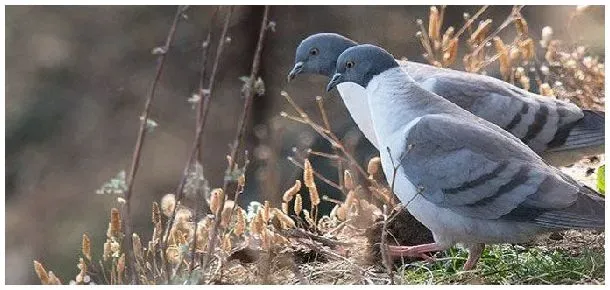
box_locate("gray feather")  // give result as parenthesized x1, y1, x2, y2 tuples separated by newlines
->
(400, 114, 604, 227)
(403, 61, 603, 162)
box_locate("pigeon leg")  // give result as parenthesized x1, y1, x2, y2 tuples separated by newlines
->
(463, 243, 485, 271)
(387, 243, 442, 260)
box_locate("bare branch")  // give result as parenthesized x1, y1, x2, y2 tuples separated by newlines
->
(121, 5, 186, 285)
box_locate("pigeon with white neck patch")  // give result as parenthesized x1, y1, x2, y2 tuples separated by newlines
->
(288, 33, 604, 166)
(326, 44, 604, 270)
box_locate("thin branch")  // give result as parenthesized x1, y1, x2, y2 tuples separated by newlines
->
(315, 96, 346, 194)
(202, 5, 270, 277)
(287, 156, 342, 191)
(162, 6, 233, 282)
(196, 7, 219, 164)
(224, 5, 271, 190)
(454, 5, 489, 40)
(121, 6, 185, 285)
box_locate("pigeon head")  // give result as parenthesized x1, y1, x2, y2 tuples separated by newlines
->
(326, 44, 398, 91)
(287, 33, 357, 81)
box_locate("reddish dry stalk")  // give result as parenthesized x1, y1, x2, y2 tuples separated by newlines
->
(287, 156, 342, 190)
(121, 6, 185, 285)
(201, 6, 271, 278)
(195, 7, 219, 164)
(316, 96, 345, 193)
(224, 5, 271, 190)
(162, 6, 234, 282)
(187, 11, 219, 278)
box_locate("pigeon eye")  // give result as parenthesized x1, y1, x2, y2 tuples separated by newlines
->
(346, 61, 355, 69)
(310, 48, 319, 56)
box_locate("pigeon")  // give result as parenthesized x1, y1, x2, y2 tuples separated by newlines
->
(288, 33, 604, 166)
(326, 44, 605, 270)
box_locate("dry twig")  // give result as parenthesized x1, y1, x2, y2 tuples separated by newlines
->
(122, 6, 186, 284)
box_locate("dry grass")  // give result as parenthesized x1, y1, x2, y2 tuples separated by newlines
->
(33, 5, 604, 285)
(415, 5, 604, 110)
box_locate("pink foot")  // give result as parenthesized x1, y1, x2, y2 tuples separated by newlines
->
(387, 243, 442, 263)
(463, 244, 485, 271)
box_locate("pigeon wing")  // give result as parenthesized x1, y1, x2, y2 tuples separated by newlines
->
(410, 66, 593, 155)
(398, 114, 603, 229)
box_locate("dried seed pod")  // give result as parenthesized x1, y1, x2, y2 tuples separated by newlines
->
(518, 38, 535, 61)
(81, 233, 91, 261)
(221, 234, 232, 253)
(209, 188, 224, 215)
(442, 38, 458, 66)
(117, 254, 125, 282)
(463, 54, 474, 72)
(110, 240, 121, 255)
(302, 209, 315, 228)
(540, 26, 553, 48)
(470, 19, 492, 45)
(237, 173, 246, 187)
(234, 207, 246, 236)
(175, 207, 193, 224)
(165, 246, 181, 265)
(514, 67, 525, 79)
(281, 202, 289, 214)
(220, 204, 234, 228)
(251, 211, 265, 235)
(196, 218, 211, 249)
(428, 6, 440, 42)
(309, 185, 320, 207)
(103, 239, 112, 261)
(344, 190, 356, 210)
(47, 271, 62, 285)
(441, 26, 455, 49)
(336, 205, 347, 221)
(262, 200, 271, 222)
(76, 257, 87, 284)
(109, 208, 121, 238)
(273, 232, 290, 246)
(343, 170, 355, 190)
(282, 180, 302, 202)
(33, 260, 50, 285)
(303, 159, 315, 188)
(152, 202, 161, 225)
(539, 83, 555, 97)
(132, 233, 143, 260)
(261, 228, 272, 250)
(519, 75, 531, 91)
(160, 194, 176, 217)
(147, 240, 155, 257)
(545, 40, 559, 63)
(367, 157, 382, 176)
(493, 37, 511, 80)
(294, 194, 303, 215)
(509, 47, 521, 63)
(514, 16, 528, 37)
(273, 208, 296, 229)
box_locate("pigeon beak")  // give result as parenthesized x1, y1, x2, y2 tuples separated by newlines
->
(326, 73, 343, 92)
(287, 62, 304, 82)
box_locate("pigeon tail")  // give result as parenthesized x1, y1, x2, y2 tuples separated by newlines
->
(534, 186, 605, 230)
(548, 110, 605, 152)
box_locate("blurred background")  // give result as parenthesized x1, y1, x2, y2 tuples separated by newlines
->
(4, 5, 604, 284)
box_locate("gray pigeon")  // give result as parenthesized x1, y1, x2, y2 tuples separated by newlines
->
(288, 33, 604, 166)
(326, 44, 605, 270)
